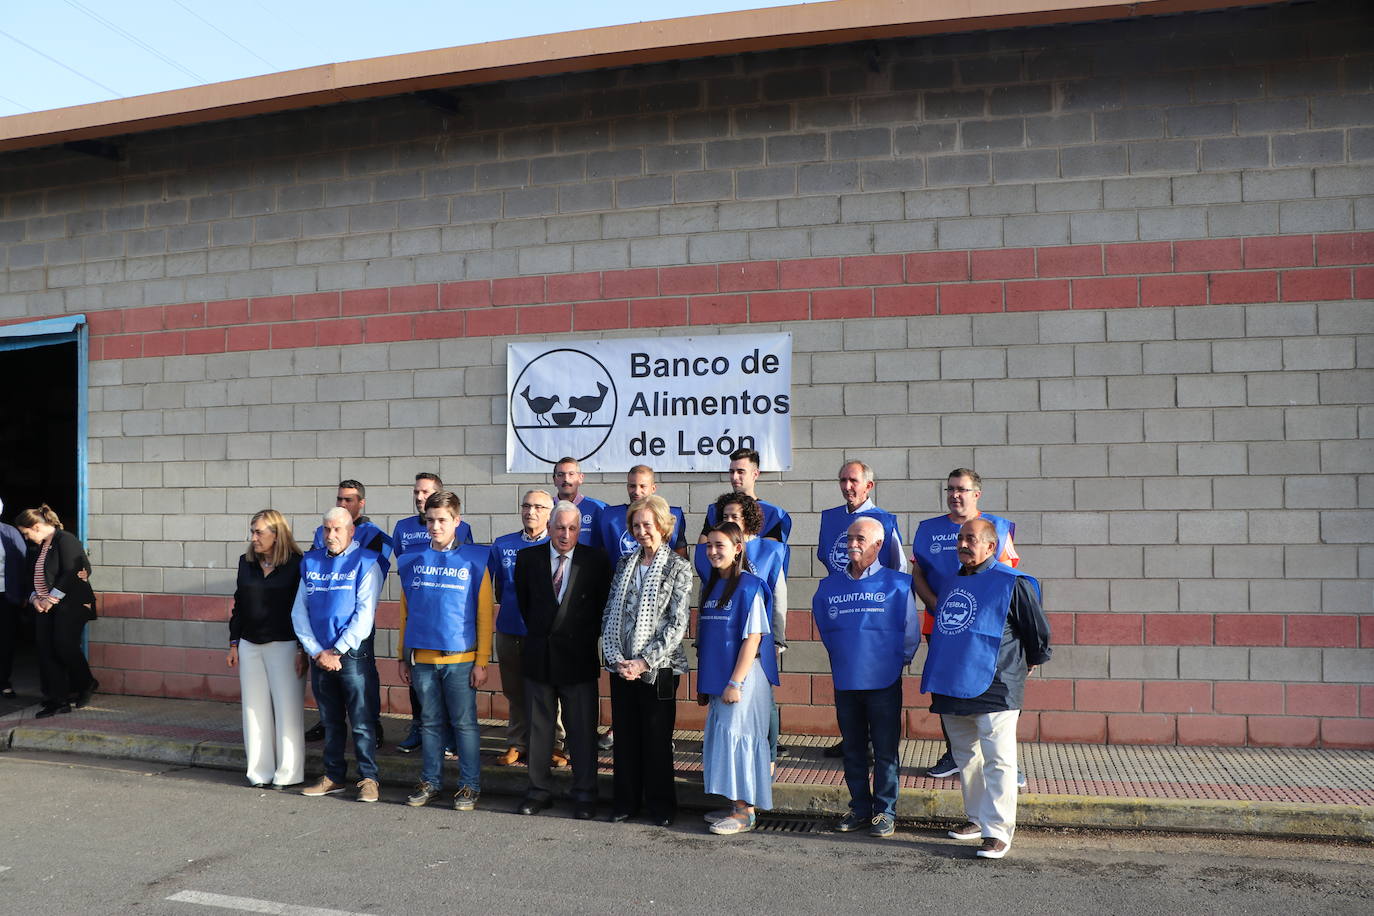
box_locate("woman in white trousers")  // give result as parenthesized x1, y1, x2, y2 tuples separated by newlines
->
(227, 510, 306, 788)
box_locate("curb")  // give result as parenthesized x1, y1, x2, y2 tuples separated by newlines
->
(6, 726, 1372, 840)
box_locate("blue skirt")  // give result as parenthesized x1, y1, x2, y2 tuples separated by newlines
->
(702, 659, 773, 810)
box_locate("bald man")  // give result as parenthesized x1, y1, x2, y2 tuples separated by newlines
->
(811, 517, 919, 839)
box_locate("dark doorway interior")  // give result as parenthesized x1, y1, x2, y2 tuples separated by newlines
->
(0, 340, 79, 710)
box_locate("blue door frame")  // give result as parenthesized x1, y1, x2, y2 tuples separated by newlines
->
(0, 314, 88, 539)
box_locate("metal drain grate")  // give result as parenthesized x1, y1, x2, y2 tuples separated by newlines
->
(755, 816, 827, 833)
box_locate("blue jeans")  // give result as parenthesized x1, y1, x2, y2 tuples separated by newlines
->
(411, 661, 480, 792)
(312, 648, 379, 782)
(833, 677, 902, 819)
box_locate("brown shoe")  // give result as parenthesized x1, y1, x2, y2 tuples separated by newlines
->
(356, 778, 380, 803)
(976, 837, 1009, 859)
(499, 747, 522, 766)
(301, 776, 345, 797)
(550, 751, 570, 769)
(948, 821, 981, 840)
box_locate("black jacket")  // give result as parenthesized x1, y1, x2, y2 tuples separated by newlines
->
(34, 529, 97, 622)
(513, 543, 612, 686)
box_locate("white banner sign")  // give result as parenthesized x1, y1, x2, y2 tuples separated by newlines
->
(506, 333, 792, 473)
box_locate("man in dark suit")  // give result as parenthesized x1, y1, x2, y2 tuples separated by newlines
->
(513, 500, 613, 820)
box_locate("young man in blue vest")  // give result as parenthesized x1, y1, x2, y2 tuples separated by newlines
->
(593, 465, 689, 560)
(392, 472, 472, 754)
(553, 457, 607, 546)
(294, 508, 386, 802)
(397, 491, 493, 811)
(488, 488, 559, 768)
(911, 468, 1019, 780)
(816, 460, 908, 759)
(697, 447, 793, 543)
(306, 480, 392, 745)
(811, 516, 919, 839)
(921, 518, 1050, 859)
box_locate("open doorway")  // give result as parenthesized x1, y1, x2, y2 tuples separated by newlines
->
(1, 334, 82, 712)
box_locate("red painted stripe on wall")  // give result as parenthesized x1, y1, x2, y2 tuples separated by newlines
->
(12, 230, 1358, 361)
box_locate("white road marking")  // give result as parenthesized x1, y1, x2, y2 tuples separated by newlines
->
(0, 865, 11, 872)
(164, 890, 377, 915)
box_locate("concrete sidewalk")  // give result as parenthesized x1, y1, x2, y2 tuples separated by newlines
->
(3, 693, 1371, 840)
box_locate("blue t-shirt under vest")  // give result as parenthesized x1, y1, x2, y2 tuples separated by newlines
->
(595, 504, 688, 558)
(300, 546, 379, 652)
(314, 519, 394, 577)
(811, 566, 914, 691)
(399, 544, 491, 654)
(816, 505, 904, 576)
(693, 538, 787, 592)
(920, 561, 1038, 700)
(911, 513, 1014, 599)
(696, 571, 778, 696)
(488, 530, 550, 636)
(392, 515, 473, 560)
(704, 499, 793, 544)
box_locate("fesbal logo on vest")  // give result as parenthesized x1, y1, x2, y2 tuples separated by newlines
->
(827, 534, 849, 571)
(937, 588, 979, 635)
(506, 333, 792, 473)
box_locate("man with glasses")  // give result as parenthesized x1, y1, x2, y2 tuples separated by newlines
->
(911, 468, 1020, 781)
(489, 490, 559, 768)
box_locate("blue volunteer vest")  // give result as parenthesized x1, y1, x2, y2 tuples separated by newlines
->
(704, 499, 793, 544)
(314, 520, 394, 576)
(300, 546, 377, 651)
(696, 572, 779, 696)
(816, 506, 903, 576)
(693, 538, 787, 594)
(811, 567, 913, 691)
(392, 515, 473, 559)
(489, 530, 549, 636)
(920, 562, 1038, 699)
(912, 513, 1015, 599)
(399, 544, 491, 654)
(573, 495, 608, 545)
(596, 504, 688, 558)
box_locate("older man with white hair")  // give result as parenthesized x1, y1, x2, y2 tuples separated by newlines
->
(811, 516, 919, 839)
(293, 507, 386, 803)
(513, 500, 613, 820)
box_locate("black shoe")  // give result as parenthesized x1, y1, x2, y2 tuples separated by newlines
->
(823, 740, 844, 758)
(776, 744, 790, 758)
(517, 796, 553, 816)
(926, 751, 959, 779)
(652, 815, 675, 827)
(34, 703, 71, 719)
(1, 686, 15, 698)
(305, 721, 325, 742)
(75, 679, 99, 709)
(609, 811, 635, 823)
(573, 802, 596, 820)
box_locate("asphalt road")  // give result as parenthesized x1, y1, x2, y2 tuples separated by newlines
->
(1, 749, 1371, 916)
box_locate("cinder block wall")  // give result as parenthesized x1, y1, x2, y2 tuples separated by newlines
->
(2, 0, 1370, 746)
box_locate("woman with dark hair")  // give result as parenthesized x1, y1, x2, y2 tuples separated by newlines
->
(228, 509, 306, 788)
(697, 522, 777, 835)
(14, 505, 96, 718)
(601, 494, 693, 826)
(695, 491, 789, 762)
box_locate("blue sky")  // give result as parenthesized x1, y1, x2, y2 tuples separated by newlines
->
(0, 0, 813, 117)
